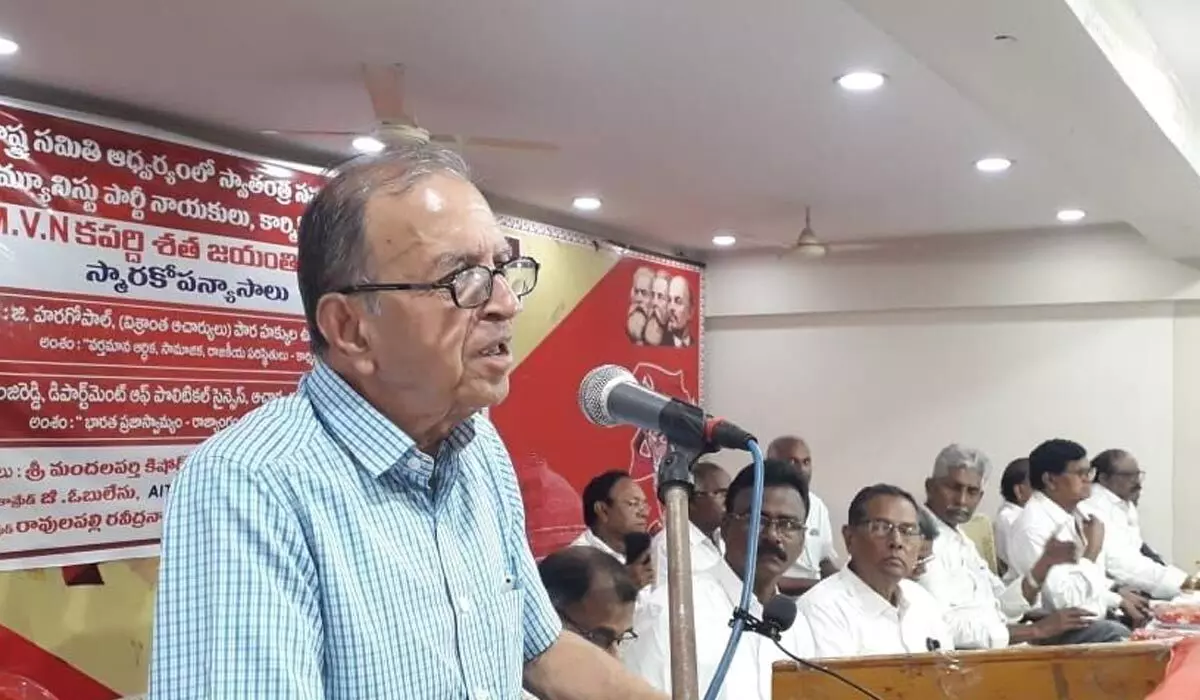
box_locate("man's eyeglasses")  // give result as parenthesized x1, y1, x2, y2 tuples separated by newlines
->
(693, 488, 728, 500)
(856, 518, 923, 541)
(1111, 469, 1146, 482)
(727, 512, 806, 537)
(559, 611, 637, 651)
(335, 256, 540, 310)
(1064, 465, 1096, 480)
(609, 497, 649, 513)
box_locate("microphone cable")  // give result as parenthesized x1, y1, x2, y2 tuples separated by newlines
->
(700, 438, 765, 700)
(770, 640, 885, 700)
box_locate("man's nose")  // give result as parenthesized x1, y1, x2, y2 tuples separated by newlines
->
(483, 274, 521, 320)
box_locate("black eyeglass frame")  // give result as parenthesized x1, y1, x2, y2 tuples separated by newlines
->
(334, 256, 541, 310)
(557, 609, 638, 650)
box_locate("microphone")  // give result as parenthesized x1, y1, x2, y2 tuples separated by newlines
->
(760, 595, 798, 640)
(752, 596, 885, 700)
(578, 365, 755, 452)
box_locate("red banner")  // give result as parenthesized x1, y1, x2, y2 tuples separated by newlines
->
(489, 222, 704, 558)
(0, 102, 324, 571)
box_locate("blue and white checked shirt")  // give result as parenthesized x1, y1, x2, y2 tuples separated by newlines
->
(149, 361, 562, 699)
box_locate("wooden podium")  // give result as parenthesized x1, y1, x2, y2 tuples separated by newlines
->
(772, 641, 1174, 699)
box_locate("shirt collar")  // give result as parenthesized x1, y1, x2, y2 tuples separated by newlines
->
(1091, 483, 1124, 507)
(708, 556, 773, 616)
(580, 528, 626, 564)
(838, 564, 910, 618)
(302, 361, 477, 488)
(1029, 490, 1076, 526)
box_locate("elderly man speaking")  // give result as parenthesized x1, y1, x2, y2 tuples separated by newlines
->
(149, 146, 666, 700)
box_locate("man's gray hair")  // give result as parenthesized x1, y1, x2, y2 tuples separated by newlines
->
(296, 143, 472, 355)
(932, 443, 992, 482)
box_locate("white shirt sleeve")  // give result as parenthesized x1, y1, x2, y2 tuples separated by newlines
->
(1008, 509, 1121, 613)
(919, 554, 1009, 650)
(1104, 542, 1188, 599)
(992, 571, 1033, 621)
(1085, 506, 1189, 599)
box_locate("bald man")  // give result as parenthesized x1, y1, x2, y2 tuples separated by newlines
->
(665, 275, 693, 348)
(768, 436, 839, 596)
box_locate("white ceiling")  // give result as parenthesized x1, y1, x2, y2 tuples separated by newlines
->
(2, 0, 1200, 256)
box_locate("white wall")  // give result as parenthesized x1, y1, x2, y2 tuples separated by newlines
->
(703, 226, 1199, 569)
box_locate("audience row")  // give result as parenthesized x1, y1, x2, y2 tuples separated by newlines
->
(533, 436, 1193, 699)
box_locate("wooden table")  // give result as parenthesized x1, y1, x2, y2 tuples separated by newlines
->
(773, 641, 1174, 699)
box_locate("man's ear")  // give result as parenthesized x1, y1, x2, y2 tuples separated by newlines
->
(316, 294, 367, 353)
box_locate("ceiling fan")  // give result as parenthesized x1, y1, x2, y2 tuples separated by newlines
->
(262, 63, 560, 153)
(775, 206, 885, 259)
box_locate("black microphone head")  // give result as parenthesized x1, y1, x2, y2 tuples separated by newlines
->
(762, 595, 798, 633)
(578, 364, 635, 426)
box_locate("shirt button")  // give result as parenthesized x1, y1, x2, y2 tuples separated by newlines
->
(474, 688, 491, 700)
(458, 595, 472, 614)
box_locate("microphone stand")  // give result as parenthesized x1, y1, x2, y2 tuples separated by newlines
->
(656, 441, 704, 700)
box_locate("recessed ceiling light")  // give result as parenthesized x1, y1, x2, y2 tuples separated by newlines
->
(0, 38, 18, 56)
(712, 233, 737, 247)
(975, 156, 1012, 173)
(1056, 208, 1086, 223)
(572, 196, 602, 211)
(836, 71, 886, 92)
(259, 163, 293, 178)
(351, 136, 385, 154)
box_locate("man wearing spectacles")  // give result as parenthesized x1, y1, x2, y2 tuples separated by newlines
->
(572, 471, 650, 564)
(540, 547, 640, 657)
(917, 445, 1127, 649)
(151, 145, 666, 700)
(798, 484, 954, 658)
(624, 460, 816, 700)
(1084, 449, 1188, 600)
(1007, 439, 1148, 631)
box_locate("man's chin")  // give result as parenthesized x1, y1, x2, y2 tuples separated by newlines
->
(466, 376, 511, 411)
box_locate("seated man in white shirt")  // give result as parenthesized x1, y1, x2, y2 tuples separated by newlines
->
(918, 444, 1127, 648)
(571, 470, 650, 563)
(767, 436, 839, 596)
(995, 458, 1032, 581)
(624, 460, 816, 700)
(1007, 439, 1148, 631)
(798, 484, 954, 658)
(649, 462, 728, 587)
(1085, 449, 1188, 600)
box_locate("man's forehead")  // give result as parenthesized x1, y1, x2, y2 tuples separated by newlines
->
(760, 486, 806, 517)
(866, 494, 917, 522)
(944, 466, 982, 487)
(733, 484, 803, 512)
(1114, 454, 1138, 470)
(363, 174, 503, 269)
